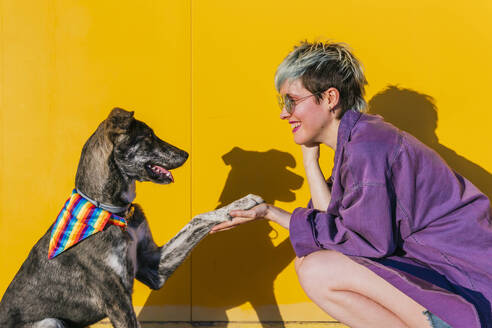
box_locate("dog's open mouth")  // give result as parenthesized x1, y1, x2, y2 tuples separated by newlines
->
(145, 163, 174, 183)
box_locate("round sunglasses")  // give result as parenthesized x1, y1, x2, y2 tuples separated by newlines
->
(277, 92, 321, 114)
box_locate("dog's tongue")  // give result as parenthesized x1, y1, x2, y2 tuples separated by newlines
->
(152, 165, 174, 182)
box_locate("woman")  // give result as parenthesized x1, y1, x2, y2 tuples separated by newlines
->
(211, 41, 492, 328)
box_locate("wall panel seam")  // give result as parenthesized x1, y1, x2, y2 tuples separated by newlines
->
(189, 0, 194, 322)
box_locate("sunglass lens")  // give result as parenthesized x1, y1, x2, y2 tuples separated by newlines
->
(277, 95, 284, 109)
(285, 96, 293, 114)
(277, 95, 294, 114)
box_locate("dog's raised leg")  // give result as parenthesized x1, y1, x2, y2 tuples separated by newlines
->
(145, 194, 263, 289)
(157, 194, 264, 285)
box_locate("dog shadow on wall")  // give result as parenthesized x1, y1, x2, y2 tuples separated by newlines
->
(369, 85, 492, 199)
(139, 147, 303, 326)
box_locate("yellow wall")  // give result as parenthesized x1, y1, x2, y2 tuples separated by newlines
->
(1, 0, 491, 325)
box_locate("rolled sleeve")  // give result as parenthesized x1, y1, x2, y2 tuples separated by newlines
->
(289, 184, 397, 258)
(289, 207, 320, 257)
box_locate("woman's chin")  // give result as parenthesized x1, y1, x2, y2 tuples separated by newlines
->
(293, 136, 304, 145)
(293, 133, 312, 145)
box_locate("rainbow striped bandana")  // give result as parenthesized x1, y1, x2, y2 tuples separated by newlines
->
(48, 189, 127, 259)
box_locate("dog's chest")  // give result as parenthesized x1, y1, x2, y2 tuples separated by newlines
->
(125, 225, 140, 277)
(103, 226, 140, 286)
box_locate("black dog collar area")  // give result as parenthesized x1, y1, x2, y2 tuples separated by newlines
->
(76, 188, 131, 214)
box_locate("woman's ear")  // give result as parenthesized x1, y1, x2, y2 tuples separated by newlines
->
(323, 87, 340, 112)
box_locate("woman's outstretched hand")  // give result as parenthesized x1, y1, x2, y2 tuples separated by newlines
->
(209, 203, 269, 233)
(210, 203, 291, 233)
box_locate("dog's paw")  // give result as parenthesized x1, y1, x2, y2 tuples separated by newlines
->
(245, 194, 264, 205)
(195, 194, 264, 224)
(225, 194, 264, 213)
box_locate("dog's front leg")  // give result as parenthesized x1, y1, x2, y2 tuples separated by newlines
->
(105, 293, 140, 328)
(154, 194, 263, 288)
(106, 307, 140, 328)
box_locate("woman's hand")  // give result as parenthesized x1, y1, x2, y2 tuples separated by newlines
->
(210, 203, 269, 233)
(301, 144, 320, 165)
(301, 143, 332, 211)
(210, 203, 292, 233)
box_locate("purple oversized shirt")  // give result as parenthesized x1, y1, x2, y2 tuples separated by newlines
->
(289, 110, 492, 327)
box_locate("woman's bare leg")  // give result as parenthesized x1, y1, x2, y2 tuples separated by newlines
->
(295, 250, 431, 328)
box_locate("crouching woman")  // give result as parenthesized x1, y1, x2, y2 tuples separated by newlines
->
(212, 41, 492, 328)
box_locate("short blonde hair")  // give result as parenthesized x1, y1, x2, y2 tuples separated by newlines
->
(275, 41, 368, 115)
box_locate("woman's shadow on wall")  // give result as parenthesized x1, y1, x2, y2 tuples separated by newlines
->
(139, 147, 303, 326)
(368, 86, 491, 199)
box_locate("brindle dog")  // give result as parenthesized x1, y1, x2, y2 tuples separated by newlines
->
(0, 108, 263, 328)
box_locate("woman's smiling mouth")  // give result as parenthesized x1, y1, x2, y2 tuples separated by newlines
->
(290, 121, 301, 133)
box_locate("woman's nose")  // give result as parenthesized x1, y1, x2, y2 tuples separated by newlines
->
(279, 107, 290, 120)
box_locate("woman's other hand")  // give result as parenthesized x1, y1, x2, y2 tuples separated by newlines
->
(301, 143, 331, 211)
(301, 144, 320, 164)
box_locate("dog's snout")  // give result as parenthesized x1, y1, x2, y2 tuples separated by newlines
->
(175, 149, 189, 166)
(163, 147, 188, 169)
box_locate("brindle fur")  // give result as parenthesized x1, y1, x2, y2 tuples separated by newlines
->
(0, 108, 263, 328)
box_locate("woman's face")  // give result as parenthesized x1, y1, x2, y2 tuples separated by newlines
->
(279, 79, 333, 146)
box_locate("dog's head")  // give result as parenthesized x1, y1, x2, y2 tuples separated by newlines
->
(105, 107, 188, 184)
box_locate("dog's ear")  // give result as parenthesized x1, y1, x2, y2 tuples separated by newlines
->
(105, 107, 134, 140)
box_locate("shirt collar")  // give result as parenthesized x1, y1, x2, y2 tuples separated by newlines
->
(332, 109, 363, 178)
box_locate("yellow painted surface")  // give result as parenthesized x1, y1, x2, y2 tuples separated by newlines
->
(1, 0, 491, 326)
(0, 0, 192, 317)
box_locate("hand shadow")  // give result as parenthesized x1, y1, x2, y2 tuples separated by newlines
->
(139, 147, 303, 327)
(368, 85, 492, 199)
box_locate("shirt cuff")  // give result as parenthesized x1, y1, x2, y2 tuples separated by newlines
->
(289, 207, 321, 258)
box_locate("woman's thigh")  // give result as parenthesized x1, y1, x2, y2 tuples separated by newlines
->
(295, 250, 428, 323)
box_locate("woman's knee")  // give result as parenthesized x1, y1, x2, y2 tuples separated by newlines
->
(295, 250, 350, 292)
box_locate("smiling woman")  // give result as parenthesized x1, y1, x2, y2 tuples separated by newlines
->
(278, 79, 338, 148)
(211, 41, 492, 328)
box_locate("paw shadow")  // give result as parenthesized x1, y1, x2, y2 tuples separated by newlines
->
(139, 147, 303, 327)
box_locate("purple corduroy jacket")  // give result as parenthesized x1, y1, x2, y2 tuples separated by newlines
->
(289, 110, 492, 327)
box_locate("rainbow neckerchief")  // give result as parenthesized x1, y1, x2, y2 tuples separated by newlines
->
(48, 189, 128, 259)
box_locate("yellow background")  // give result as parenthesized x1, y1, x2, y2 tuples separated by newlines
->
(1, 0, 491, 326)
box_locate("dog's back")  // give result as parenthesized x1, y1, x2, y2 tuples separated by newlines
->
(0, 214, 140, 327)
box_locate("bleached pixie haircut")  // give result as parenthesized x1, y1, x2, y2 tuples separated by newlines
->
(275, 41, 368, 117)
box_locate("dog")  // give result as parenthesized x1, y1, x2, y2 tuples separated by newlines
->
(0, 108, 263, 327)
